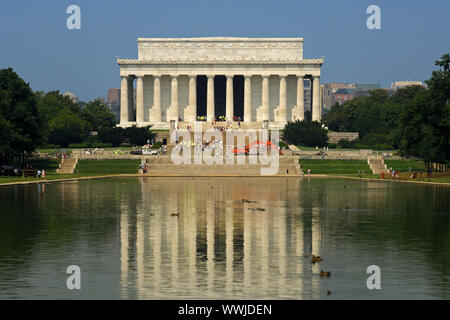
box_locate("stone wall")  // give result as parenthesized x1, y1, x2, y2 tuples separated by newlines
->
(327, 132, 359, 144)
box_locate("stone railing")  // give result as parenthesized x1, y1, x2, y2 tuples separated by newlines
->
(327, 132, 359, 144)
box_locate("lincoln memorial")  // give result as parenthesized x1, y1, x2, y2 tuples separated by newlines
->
(117, 37, 323, 129)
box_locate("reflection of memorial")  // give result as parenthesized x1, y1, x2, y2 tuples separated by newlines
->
(119, 178, 324, 299)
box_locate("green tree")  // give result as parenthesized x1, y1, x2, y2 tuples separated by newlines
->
(282, 120, 328, 147)
(98, 125, 156, 147)
(35, 90, 81, 144)
(124, 125, 156, 146)
(0, 68, 43, 156)
(98, 126, 126, 147)
(398, 54, 450, 165)
(81, 98, 116, 131)
(48, 109, 89, 147)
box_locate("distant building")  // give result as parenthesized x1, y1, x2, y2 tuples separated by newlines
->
(107, 88, 136, 121)
(391, 81, 425, 90)
(332, 88, 357, 106)
(63, 91, 79, 104)
(107, 88, 120, 104)
(321, 83, 380, 109)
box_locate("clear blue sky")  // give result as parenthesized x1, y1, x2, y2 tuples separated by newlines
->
(1, 0, 449, 102)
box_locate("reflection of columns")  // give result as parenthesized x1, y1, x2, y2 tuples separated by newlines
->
(278, 205, 286, 278)
(151, 205, 162, 295)
(120, 204, 129, 298)
(225, 202, 233, 293)
(279, 76, 287, 122)
(243, 207, 251, 292)
(312, 76, 321, 122)
(311, 207, 321, 299)
(120, 76, 129, 124)
(262, 207, 270, 293)
(188, 75, 197, 122)
(171, 208, 179, 286)
(152, 75, 161, 122)
(127, 77, 134, 121)
(187, 196, 197, 289)
(136, 202, 144, 299)
(262, 76, 269, 121)
(297, 76, 305, 121)
(296, 207, 304, 299)
(207, 75, 215, 121)
(170, 75, 179, 121)
(244, 75, 252, 122)
(226, 75, 234, 120)
(206, 200, 215, 290)
(136, 76, 144, 123)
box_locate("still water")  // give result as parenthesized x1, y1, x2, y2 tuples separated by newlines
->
(0, 177, 449, 299)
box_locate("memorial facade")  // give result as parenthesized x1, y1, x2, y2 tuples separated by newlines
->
(117, 37, 323, 129)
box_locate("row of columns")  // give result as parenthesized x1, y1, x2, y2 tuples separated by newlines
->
(120, 74, 321, 124)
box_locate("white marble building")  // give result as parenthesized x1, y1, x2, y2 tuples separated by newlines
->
(117, 37, 323, 129)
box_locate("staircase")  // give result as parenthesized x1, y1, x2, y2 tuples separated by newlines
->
(367, 156, 388, 174)
(289, 145, 301, 155)
(56, 158, 78, 174)
(143, 154, 300, 176)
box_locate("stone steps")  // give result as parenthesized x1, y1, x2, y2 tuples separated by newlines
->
(145, 157, 295, 165)
(367, 157, 388, 174)
(144, 155, 301, 176)
(56, 158, 78, 174)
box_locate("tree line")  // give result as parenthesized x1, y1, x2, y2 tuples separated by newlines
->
(283, 54, 449, 166)
(0, 68, 155, 161)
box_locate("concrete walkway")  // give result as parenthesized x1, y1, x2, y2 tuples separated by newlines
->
(1, 173, 449, 187)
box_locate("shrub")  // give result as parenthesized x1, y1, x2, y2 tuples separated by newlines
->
(338, 139, 356, 149)
(282, 120, 328, 147)
(327, 143, 338, 149)
(151, 141, 163, 149)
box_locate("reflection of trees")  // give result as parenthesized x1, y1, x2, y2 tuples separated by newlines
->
(0, 178, 131, 285)
(303, 178, 450, 295)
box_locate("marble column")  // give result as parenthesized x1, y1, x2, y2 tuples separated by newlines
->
(207, 75, 215, 122)
(296, 75, 305, 121)
(127, 77, 134, 121)
(171, 75, 179, 121)
(152, 75, 161, 122)
(279, 76, 287, 122)
(120, 76, 129, 124)
(188, 75, 197, 122)
(226, 75, 234, 121)
(261, 76, 269, 121)
(244, 75, 252, 122)
(312, 76, 321, 122)
(136, 76, 144, 123)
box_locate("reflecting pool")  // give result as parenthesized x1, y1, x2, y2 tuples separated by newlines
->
(0, 177, 449, 299)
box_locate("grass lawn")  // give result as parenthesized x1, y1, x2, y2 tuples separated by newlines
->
(0, 159, 140, 185)
(384, 159, 426, 172)
(75, 159, 140, 175)
(299, 159, 371, 174)
(427, 176, 450, 183)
